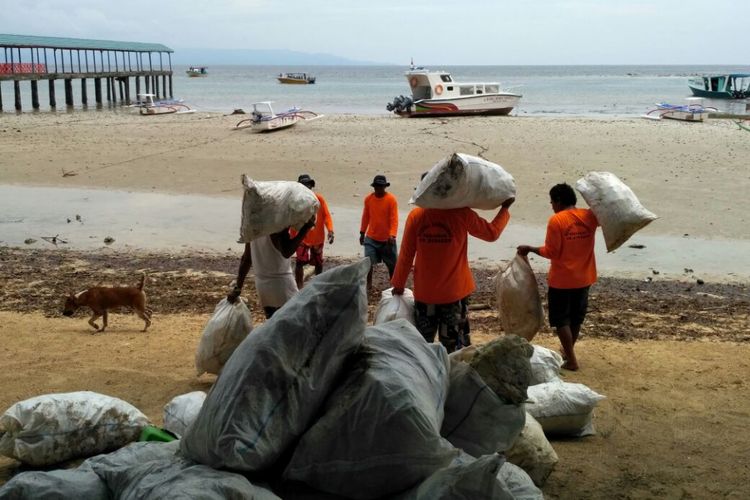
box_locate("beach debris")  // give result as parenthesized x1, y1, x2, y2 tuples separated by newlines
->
(684, 268, 694, 273)
(76, 214, 82, 222)
(230, 109, 246, 115)
(61, 168, 78, 177)
(651, 269, 660, 275)
(104, 236, 115, 245)
(41, 235, 68, 246)
(696, 278, 705, 285)
(24, 238, 36, 244)
(628, 244, 645, 249)
(644, 276, 653, 282)
(66, 218, 71, 223)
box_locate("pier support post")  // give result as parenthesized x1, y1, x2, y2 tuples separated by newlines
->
(48, 79, 56, 108)
(118, 78, 124, 102)
(95, 78, 102, 105)
(124, 77, 131, 104)
(152, 76, 158, 99)
(106, 77, 111, 102)
(14, 80, 22, 111)
(168, 75, 173, 98)
(64, 78, 73, 107)
(135, 76, 141, 99)
(162, 76, 166, 100)
(0, 82, 3, 111)
(31, 80, 40, 109)
(81, 78, 87, 105)
(145, 75, 150, 94)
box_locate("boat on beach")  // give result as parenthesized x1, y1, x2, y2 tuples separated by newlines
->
(642, 98, 718, 122)
(688, 74, 750, 99)
(186, 66, 208, 77)
(134, 93, 196, 115)
(277, 72, 316, 84)
(386, 65, 521, 117)
(234, 102, 323, 132)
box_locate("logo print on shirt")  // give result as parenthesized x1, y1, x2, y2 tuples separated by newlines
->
(564, 221, 593, 241)
(418, 222, 453, 244)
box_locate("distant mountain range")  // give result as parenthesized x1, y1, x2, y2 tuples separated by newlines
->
(171, 48, 386, 66)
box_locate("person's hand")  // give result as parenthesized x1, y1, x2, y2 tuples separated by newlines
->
(388, 236, 397, 247)
(328, 231, 335, 244)
(359, 232, 365, 246)
(392, 287, 405, 296)
(516, 245, 531, 256)
(501, 197, 516, 209)
(227, 287, 241, 304)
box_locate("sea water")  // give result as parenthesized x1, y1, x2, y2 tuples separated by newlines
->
(3, 64, 749, 116)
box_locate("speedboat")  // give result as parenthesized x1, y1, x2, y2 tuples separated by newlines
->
(234, 102, 323, 132)
(277, 72, 316, 84)
(688, 74, 750, 99)
(387, 65, 521, 117)
(134, 93, 196, 115)
(186, 66, 208, 77)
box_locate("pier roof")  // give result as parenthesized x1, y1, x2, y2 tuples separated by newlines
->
(0, 34, 173, 53)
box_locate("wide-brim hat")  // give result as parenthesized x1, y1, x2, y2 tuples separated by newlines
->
(371, 174, 390, 187)
(298, 174, 316, 187)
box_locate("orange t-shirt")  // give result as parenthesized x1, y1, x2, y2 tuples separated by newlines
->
(538, 208, 598, 289)
(304, 192, 334, 246)
(391, 207, 510, 304)
(360, 192, 398, 242)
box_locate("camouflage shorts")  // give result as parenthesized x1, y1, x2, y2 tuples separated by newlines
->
(414, 297, 470, 354)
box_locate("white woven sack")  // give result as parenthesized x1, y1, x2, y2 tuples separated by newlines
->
(505, 412, 558, 487)
(410, 153, 516, 210)
(374, 287, 416, 325)
(527, 380, 606, 437)
(195, 298, 253, 376)
(497, 462, 544, 500)
(0, 391, 149, 466)
(163, 391, 207, 437)
(239, 175, 320, 242)
(575, 171, 657, 252)
(529, 345, 564, 386)
(495, 254, 544, 341)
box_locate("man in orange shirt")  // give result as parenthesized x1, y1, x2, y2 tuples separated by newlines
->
(293, 174, 334, 288)
(360, 175, 399, 291)
(391, 196, 515, 353)
(517, 183, 599, 371)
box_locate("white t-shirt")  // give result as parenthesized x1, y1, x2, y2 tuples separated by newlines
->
(250, 235, 298, 308)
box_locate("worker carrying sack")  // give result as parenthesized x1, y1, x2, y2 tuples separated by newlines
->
(495, 254, 544, 342)
(239, 175, 320, 242)
(411, 153, 516, 210)
(575, 171, 658, 252)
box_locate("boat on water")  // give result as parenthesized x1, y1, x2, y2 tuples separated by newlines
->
(642, 98, 718, 122)
(234, 102, 323, 132)
(386, 65, 521, 117)
(134, 93, 196, 115)
(186, 66, 208, 77)
(688, 74, 750, 99)
(277, 72, 316, 84)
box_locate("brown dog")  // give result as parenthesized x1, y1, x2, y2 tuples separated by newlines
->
(63, 274, 152, 333)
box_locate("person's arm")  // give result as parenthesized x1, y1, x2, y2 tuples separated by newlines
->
(466, 197, 514, 242)
(359, 196, 369, 245)
(320, 196, 334, 244)
(275, 218, 315, 258)
(227, 243, 252, 303)
(391, 211, 417, 294)
(388, 195, 399, 246)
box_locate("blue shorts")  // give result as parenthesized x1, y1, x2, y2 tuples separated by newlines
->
(363, 237, 397, 275)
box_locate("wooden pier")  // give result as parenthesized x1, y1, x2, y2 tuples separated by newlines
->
(0, 34, 174, 111)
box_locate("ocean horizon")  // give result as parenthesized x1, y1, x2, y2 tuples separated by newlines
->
(2, 64, 748, 117)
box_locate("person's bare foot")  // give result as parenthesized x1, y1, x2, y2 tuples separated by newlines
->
(561, 360, 579, 371)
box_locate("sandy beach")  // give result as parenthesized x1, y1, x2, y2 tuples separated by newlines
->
(1, 111, 749, 498)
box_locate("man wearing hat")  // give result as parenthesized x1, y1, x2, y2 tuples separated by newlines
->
(293, 174, 334, 288)
(360, 174, 399, 291)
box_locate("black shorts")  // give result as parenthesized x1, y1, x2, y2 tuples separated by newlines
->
(548, 286, 590, 328)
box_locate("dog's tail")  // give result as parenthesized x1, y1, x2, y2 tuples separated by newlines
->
(138, 273, 147, 291)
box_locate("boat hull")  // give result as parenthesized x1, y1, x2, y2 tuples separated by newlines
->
(397, 94, 520, 117)
(688, 85, 733, 99)
(252, 116, 300, 132)
(277, 78, 314, 84)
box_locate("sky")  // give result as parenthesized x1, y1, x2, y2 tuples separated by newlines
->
(1, 0, 748, 65)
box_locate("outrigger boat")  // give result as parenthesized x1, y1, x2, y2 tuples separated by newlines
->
(277, 72, 316, 84)
(642, 98, 718, 122)
(186, 66, 208, 77)
(134, 93, 196, 115)
(234, 102, 323, 132)
(387, 64, 521, 117)
(688, 74, 750, 99)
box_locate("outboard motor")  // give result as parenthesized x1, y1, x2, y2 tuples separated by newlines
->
(386, 95, 414, 113)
